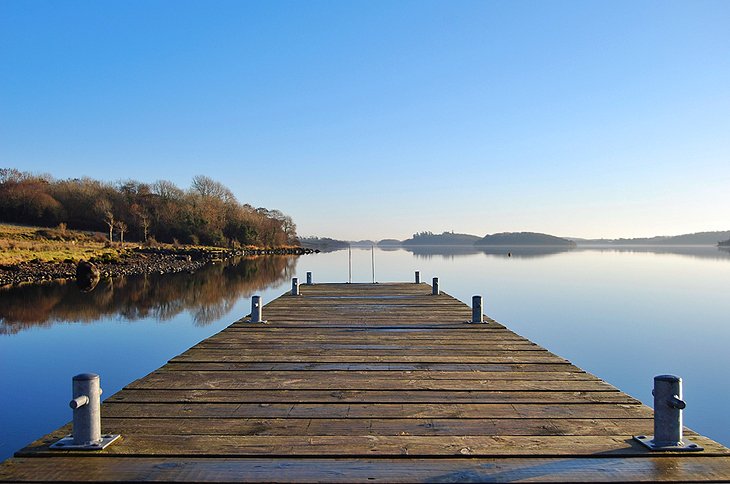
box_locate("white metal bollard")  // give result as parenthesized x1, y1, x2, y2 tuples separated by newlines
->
(250, 295, 265, 323)
(51, 373, 120, 450)
(432, 277, 440, 295)
(291, 277, 299, 296)
(71, 373, 101, 445)
(414, 271, 420, 283)
(634, 375, 703, 451)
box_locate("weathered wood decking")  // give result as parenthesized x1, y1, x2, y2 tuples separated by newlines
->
(2, 282, 729, 482)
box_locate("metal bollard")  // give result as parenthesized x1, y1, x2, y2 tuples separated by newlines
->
(250, 295, 265, 323)
(306, 271, 313, 285)
(71, 373, 101, 445)
(51, 374, 120, 450)
(291, 277, 299, 296)
(432, 277, 440, 295)
(415, 271, 420, 283)
(634, 375, 703, 451)
(470, 295, 483, 323)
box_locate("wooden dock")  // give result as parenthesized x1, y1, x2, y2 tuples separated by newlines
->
(2, 282, 730, 482)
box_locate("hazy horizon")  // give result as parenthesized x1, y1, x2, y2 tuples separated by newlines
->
(2, 1, 728, 241)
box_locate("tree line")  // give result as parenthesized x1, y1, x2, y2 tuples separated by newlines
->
(0, 168, 298, 247)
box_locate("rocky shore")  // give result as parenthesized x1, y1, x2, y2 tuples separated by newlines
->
(0, 246, 317, 287)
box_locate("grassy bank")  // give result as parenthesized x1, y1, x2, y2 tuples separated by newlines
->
(0, 223, 232, 266)
(0, 223, 125, 265)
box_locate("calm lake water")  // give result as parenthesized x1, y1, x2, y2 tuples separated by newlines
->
(1, 245, 729, 461)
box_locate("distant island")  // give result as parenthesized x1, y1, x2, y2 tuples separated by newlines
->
(402, 231, 481, 246)
(395, 231, 575, 247)
(476, 232, 576, 247)
(377, 239, 402, 247)
(570, 231, 730, 246)
(720, 238, 730, 247)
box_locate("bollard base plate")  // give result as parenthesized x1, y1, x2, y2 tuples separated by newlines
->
(633, 435, 704, 452)
(50, 434, 121, 450)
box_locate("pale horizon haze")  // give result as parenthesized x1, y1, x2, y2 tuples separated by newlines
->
(1, 1, 729, 240)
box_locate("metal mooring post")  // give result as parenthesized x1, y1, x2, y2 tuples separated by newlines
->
(634, 375, 703, 451)
(306, 271, 313, 285)
(470, 295, 484, 323)
(432, 277, 440, 295)
(414, 271, 420, 283)
(250, 295, 265, 323)
(291, 277, 299, 296)
(50, 373, 120, 450)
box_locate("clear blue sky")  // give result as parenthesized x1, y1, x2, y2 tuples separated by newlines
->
(2, 0, 729, 240)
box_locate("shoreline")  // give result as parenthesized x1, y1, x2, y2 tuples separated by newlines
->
(0, 246, 316, 288)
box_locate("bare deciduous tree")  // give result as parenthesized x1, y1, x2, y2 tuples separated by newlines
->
(116, 220, 127, 244)
(131, 203, 150, 242)
(94, 199, 115, 241)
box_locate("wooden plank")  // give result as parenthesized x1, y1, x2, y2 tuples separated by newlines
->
(170, 353, 570, 363)
(193, 342, 542, 350)
(18, 434, 730, 457)
(122, 380, 614, 391)
(145, 369, 601, 381)
(127, 372, 613, 390)
(200, 338, 534, 346)
(201, 331, 534, 339)
(203, 327, 522, 333)
(235, 322, 502, 328)
(92, 417, 656, 437)
(163, 362, 580, 371)
(18, 417, 661, 438)
(99, 402, 654, 419)
(107, 389, 639, 404)
(180, 348, 559, 356)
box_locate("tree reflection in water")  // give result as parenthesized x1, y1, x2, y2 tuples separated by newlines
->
(0, 256, 297, 334)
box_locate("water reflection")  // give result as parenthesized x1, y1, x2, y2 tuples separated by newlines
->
(396, 244, 730, 261)
(0, 256, 297, 334)
(403, 245, 481, 259)
(400, 245, 575, 259)
(583, 245, 730, 261)
(477, 246, 574, 258)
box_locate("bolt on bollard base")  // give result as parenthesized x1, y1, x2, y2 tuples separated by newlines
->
(50, 433, 121, 451)
(633, 434, 703, 452)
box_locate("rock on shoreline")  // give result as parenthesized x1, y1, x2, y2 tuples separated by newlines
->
(0, 246, 317, 287)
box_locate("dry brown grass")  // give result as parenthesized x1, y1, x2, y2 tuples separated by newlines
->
(0, 223, 229, 265)
(0, 223, 123, 265)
